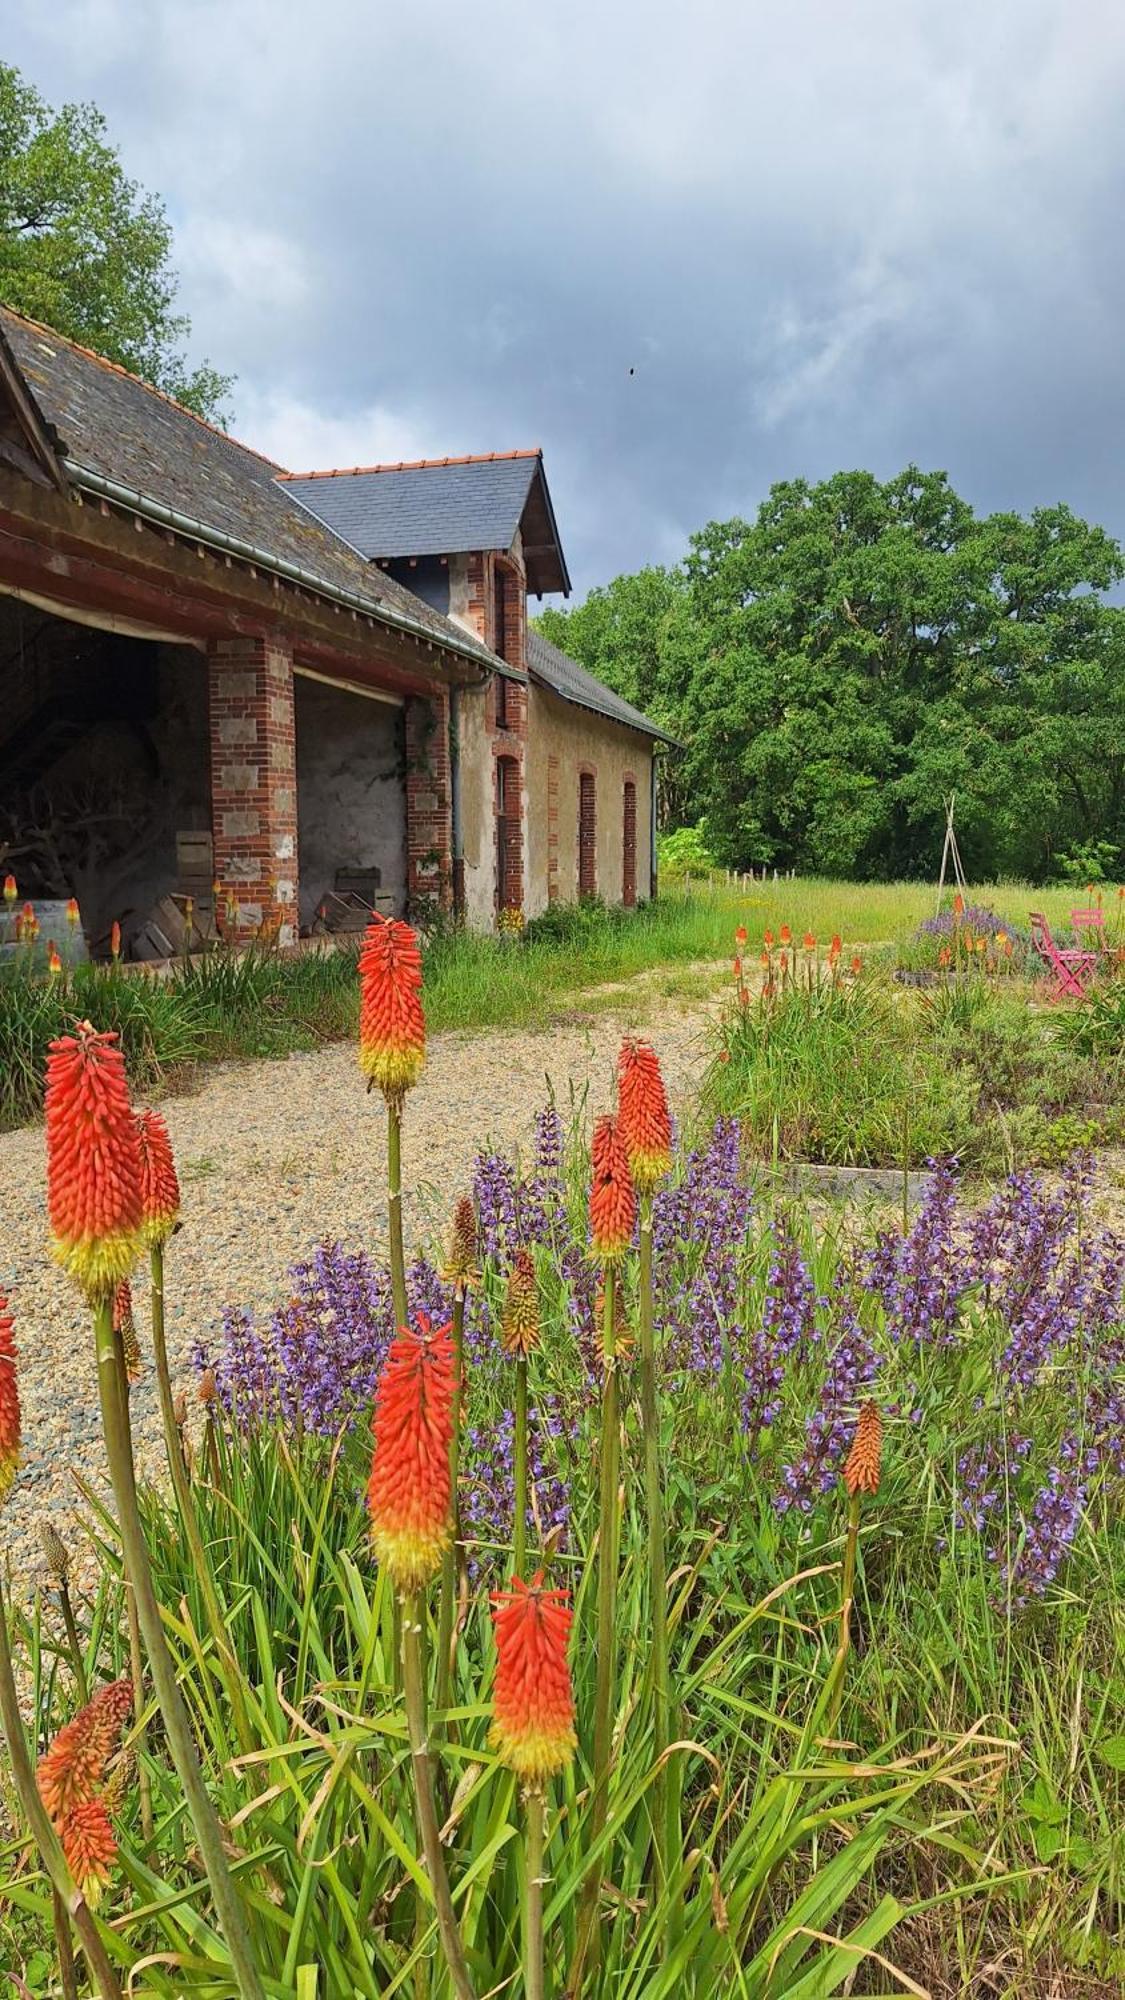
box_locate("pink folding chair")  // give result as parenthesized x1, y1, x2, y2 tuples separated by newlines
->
(1070, 907, 1106, 950)
(1029, 912, 1097, 1000)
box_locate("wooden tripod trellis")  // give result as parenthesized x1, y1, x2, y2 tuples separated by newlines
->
(935, 794, 969, 915)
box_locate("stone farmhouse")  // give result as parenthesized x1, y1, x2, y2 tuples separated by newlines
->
(0, 305, 671, 953)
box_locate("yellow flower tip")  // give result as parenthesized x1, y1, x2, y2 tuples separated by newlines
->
(50, 1228, 143, 1306)
(369, 1517, 452, 1594)
(488, 1717, 577, 1785)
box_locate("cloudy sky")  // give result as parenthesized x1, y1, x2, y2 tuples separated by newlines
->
(8, 1, 1125, 594)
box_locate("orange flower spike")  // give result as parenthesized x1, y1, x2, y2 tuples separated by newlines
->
(617, 1038, 673, 1193)
(763, 928, 775, 950)
(502, 1248, 541, 1356)
(66, 898, 80, 928)
(829, 933, 842, 958)
(366, 1317, 454, 1592)
(2, 874, 15, 903)
(779, 924, 792, 948)
(844, 1401, 883, 1497)
(588, 1114, 636, 1264)
(735, 925, 748, 948)
(358, 916, 426, 1101)
(0, 1296, 21, 1507)
(60, 1798, 117, 1908)
(733, 955, 742, 979)
(36, 1679, 133, 1824)
(134, 1109, 181, 1247)
(803, 931, 815, 952)
(490, 1572, 576, 1784)
(850, 954, 862, 975)
(109, 920, 121, 960)
(45, 1023, 143, 1301)
(953, 892, 964, 917)
(47, 942, 63, 977)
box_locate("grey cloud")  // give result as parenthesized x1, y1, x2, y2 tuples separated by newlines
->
(7, 0, 1125, 590)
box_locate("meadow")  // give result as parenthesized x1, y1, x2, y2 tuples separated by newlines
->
(1, 889, 1123, 1998)
(0, 875, 1115, 1128)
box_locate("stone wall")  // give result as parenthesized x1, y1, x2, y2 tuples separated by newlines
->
(524, 683, 654, 918)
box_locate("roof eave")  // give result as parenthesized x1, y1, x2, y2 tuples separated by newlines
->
(64, 459, 496, 682)
(521, 456, 571, 598)
(527, 666, 677, 746)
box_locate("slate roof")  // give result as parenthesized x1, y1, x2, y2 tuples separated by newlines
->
(527, 627, 675, 744)
(0, 308, 497, 672)
(279, 451, 571, 595)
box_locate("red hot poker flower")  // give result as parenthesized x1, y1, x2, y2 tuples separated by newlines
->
(589, 1114, 636, 1264)
(735, 925, 748, 947)
(490, 1572, 576, 1784)
(358, 916, 426, 1102)
(60, 1797, 117, 1907)
(618, 1039, 673, 1194)
(0, 1295, 21, 1507)
(134, 1109, 181, 1247)
(502, 1248, 541, 1356)
(844, 1401, 883, 1497)
(36, 1679, 133, 1825)
(366, 1316, 454, 1592)
(45, 1024, 143, 1301)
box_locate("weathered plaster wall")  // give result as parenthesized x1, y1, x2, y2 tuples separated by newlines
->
(294, 674, 406, 923)
(457, 681, 498, 928)
(525, 684, 654, 919)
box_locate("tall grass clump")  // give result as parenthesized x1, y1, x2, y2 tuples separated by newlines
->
(708, 922, 1125, 1171)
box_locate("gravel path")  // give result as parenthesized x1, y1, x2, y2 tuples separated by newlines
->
(0, 984, 715, 1594)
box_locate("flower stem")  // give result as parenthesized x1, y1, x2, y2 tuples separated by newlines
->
(838, 1491, 861, 1657)
(524, 1785, 546, 2000)
(58, 1580, 88, 1703)
(0, 1583, 123, 2000)
(387, 1094, 408, 1329)
(402, 1588, 477, 2000)
(573, 1263, 621, 1986)
(639, 1191, 677, 1944)
(829, 1492, 863, 1732)
(92, 1298, 266, 2000)
(513, 1353, 528, 1579)
(435, 1285, 466, 1730)
(148, 1244, 255, 1758)
(111, 1321, 154, 1847)
(53, 1887, 80, 2000)
(123, 1578, 154, 1845)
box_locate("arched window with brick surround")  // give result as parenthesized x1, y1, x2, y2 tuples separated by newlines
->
(578, 769, 597, 899)
(495, 754, 522, 912)
(622, 776, 637, 907)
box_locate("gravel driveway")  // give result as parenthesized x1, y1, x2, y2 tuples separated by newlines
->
(0, 990, 712, 1590)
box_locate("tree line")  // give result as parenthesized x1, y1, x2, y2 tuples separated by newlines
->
(536, 467, 1125, 882)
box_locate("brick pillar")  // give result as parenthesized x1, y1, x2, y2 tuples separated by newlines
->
(207, 635, 298, 944)
(405, 690, 453, 914)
